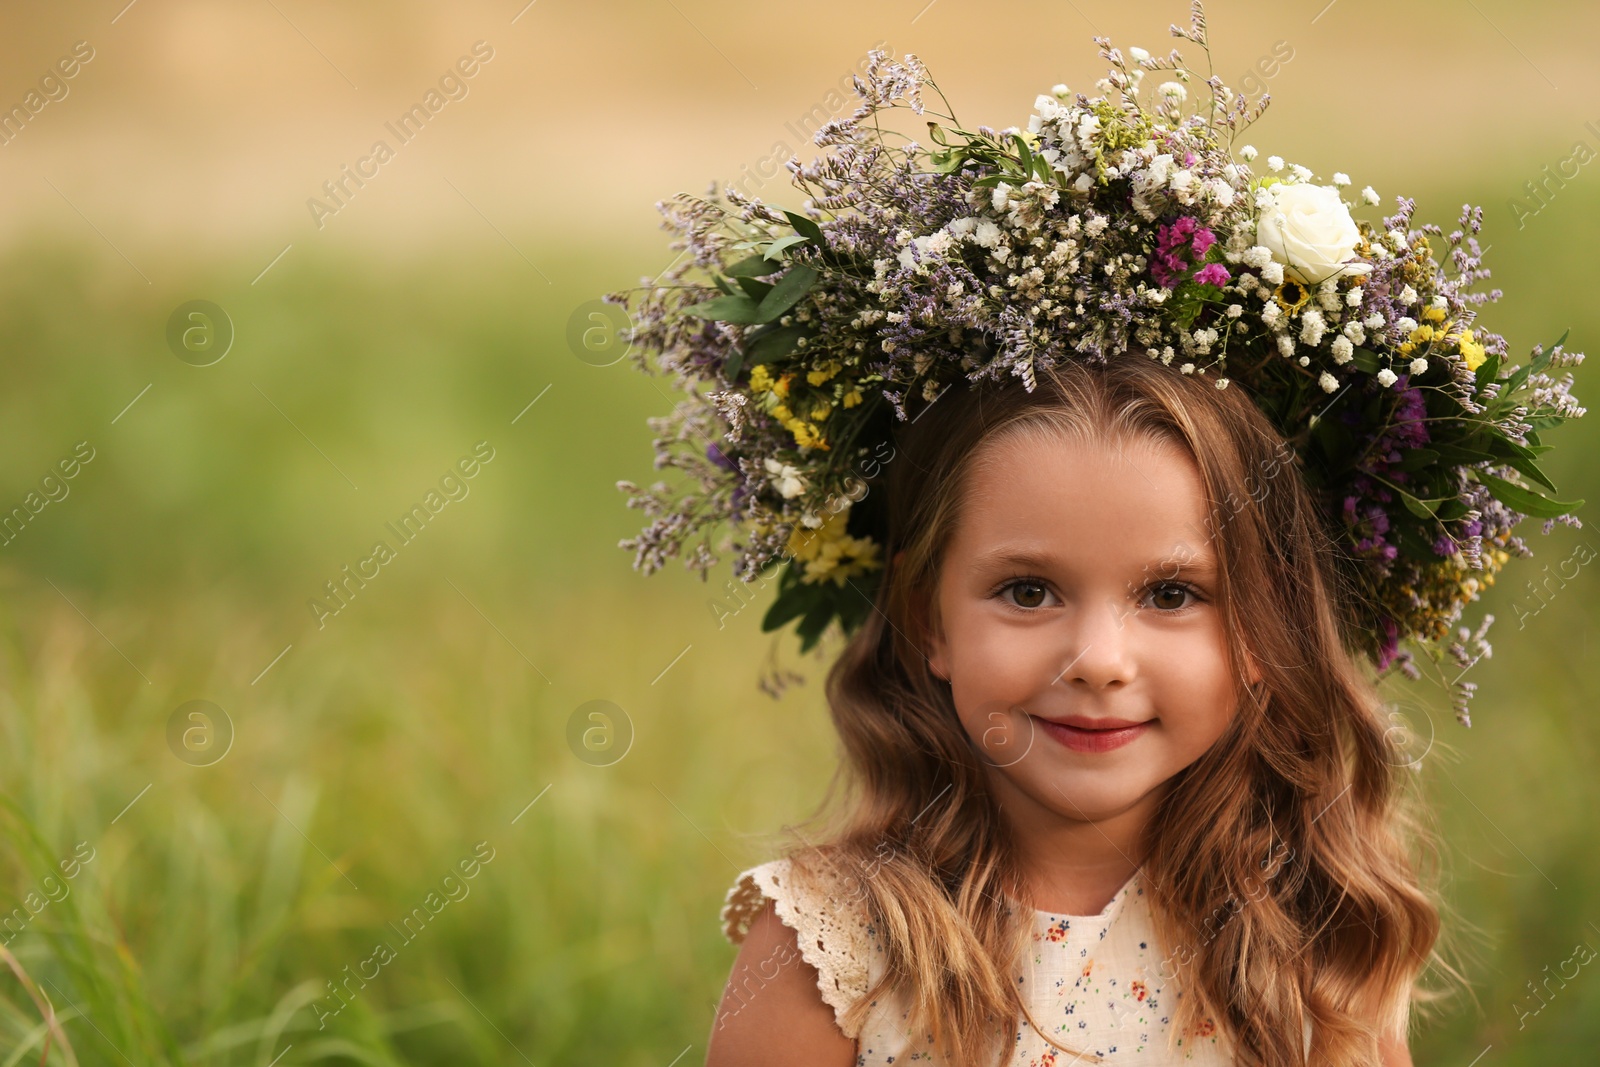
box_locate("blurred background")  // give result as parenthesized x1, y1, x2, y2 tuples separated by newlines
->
(0, 0, 1595, 1063)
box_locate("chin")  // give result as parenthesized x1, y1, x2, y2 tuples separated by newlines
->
(1033, 775, 1156, 821)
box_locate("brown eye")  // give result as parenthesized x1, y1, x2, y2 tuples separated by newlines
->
(1148, 583, 1193, 611)
(1007, 580, 1049, 608)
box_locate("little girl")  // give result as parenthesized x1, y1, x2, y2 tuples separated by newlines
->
(706, 357, 1444, 1066)
(609, 9, 1578, 1064)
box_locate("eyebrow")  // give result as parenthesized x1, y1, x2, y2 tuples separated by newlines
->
(971, 547, 1219, 578)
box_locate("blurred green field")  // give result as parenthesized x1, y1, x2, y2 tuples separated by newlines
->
(0, 159, 1598, 1064)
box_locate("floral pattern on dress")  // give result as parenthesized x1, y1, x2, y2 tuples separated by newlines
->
(722, 860, 1239, 1065)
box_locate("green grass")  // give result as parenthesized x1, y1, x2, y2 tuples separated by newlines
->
(0, 186, 1596, 1064)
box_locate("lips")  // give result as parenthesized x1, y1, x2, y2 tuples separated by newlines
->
(1037, 715, 1147, 731)
(1030, 714, 1153, 753)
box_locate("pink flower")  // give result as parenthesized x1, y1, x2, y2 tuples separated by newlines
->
(1150, 216, 1225, 289)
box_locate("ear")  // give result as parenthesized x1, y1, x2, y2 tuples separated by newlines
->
(926, 624, 951, 682)
(907, 561, 951, 682)
(1242, 644, 1263, 688)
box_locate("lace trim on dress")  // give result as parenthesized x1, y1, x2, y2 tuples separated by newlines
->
(719, 856, 875, 1040)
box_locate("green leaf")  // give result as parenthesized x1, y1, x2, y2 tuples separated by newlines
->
(1483, 434, 1536, 461)
(742, 324, 808, 366)
(735, 276, 774, 302)
(1474, 470, 1584, 518)
(1503, 362, 1534, 395)
(1428, 442, 1497, 466)
(1350, 347, 1382, 375)
(1528, 329, 1569, 378)
(761, 576, 820, 632)
(794, 596, 838, 653)
(763, 234, 810, 260)
(683, 294, 766, 324)
(1396, 487, 1446, 520)
(1394, 523, 1439, 560)
(1395, 448, 1438, 473)
(1500, 452, 1560, 494)
(1473, 349, 1501, 393)
(1525, 415, 1570, 431)
(724, 254, 779, 278)
(1480, 434, 1561, 491)
(1012, 133, 1034, 176)
(753, 264, 819, 324)
(783, 210, 825, 247)
(1167, 279, 1224, 332)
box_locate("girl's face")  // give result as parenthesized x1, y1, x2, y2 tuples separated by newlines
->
(925, 429, 1258, 827)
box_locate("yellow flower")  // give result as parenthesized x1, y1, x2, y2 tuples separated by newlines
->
(806, 360, 842, 386)
(791, 421, 829, 451)
(1273, 280, 1309, 314)
(842, 387, 863, 409)
(787, 507, 883, 586)
(770, 401, 827, 450)
(1422, 306, 1447, 323)
(1458, 329, 1486, 372)
(748, 365, 774, 393)
(1408, 324, 1436, 344)
(773, 372, 793, 399)
(810, 401, 833, 421)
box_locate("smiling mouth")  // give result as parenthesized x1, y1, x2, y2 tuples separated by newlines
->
(1029, 715, 1153, 753)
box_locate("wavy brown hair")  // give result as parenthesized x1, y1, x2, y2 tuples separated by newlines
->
(769, 354, 1466, 1066)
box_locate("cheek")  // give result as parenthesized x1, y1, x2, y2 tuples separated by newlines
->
(944, 610, 1047, 697)
(1148, 623, 1239, 737)
(943, 614, 1061, 757)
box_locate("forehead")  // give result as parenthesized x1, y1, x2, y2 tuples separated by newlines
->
(950, 428, 1217, 570)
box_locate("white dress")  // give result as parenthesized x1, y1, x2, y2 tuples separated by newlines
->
(720, 857, 1270, 1065)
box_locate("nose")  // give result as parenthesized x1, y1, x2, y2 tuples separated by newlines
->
(1051, 595, 1137, 690)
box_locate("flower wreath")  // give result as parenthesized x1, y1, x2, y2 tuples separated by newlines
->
(609, 0, 1585, 724)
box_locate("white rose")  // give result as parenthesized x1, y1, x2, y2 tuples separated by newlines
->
(1254, 183, 1373, 286)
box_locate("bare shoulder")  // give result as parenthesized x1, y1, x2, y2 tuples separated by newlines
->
(705, 896, 858, 1067)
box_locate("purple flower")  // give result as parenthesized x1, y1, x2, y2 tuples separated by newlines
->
(1375, 616, 1400, 670)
